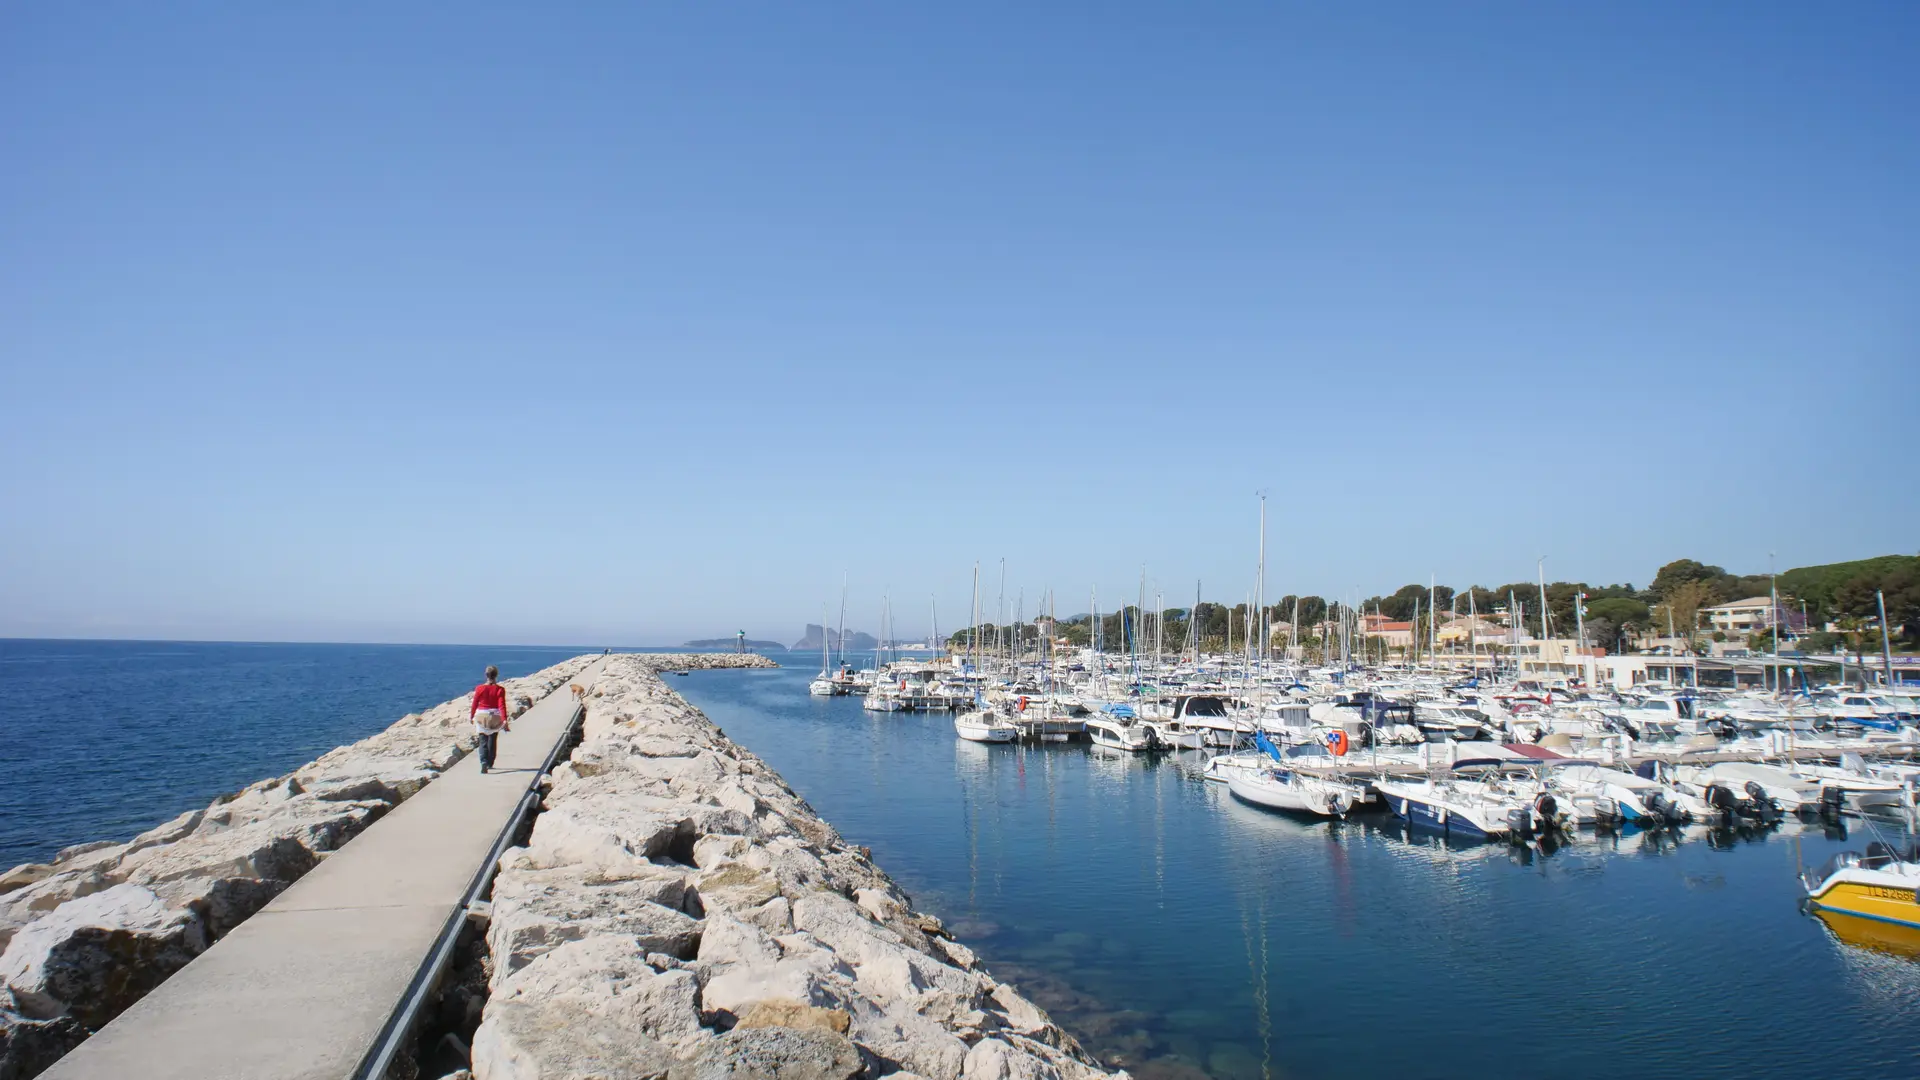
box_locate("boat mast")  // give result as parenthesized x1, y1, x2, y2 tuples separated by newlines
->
(1257, 494, 1267, 681)
(969, 563, 980, 680)
(1537, 558, 1550, 644)
(997, 559, 1006, 676)
(1468, 588, 1477, 673)
(1428, 574, 1437, 659)
(1879, 589, 1896, 688)
(836, 574, 848, 674)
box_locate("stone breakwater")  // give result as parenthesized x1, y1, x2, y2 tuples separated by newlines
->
(0, 655, 603, 1079)
(468, 654, 1122, 1080)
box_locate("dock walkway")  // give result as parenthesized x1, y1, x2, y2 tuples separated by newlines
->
(43, 658, 607, 1080)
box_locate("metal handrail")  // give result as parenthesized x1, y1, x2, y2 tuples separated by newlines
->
(349, 694, 586, 1080)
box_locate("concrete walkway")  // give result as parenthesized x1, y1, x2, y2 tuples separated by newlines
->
(44, 658, 607, 1080)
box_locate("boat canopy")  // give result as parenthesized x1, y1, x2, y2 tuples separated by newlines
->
(1102, 703, 1137, 719)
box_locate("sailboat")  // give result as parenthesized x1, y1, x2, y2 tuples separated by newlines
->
(808, 604, 836, 696)
(1225, 733, 1366, 818)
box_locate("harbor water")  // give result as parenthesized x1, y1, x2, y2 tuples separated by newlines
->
(678, 661, 1920, 1080)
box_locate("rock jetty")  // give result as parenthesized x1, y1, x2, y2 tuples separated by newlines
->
(0, 656, 601, 1078)
(470, 654, 1120, 1080)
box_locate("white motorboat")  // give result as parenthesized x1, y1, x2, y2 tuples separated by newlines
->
(1140, 719, 1207, 750)
(1228, 767, 1365, 818)
(1548, 763, 1692, 824)
(1675, 761, 1820, 814)
(954, 709, 1018, 743)
(1087, 709, 1158, 752)
(1372, 774, 1530, 841)
(808, 677, 837, 697)
(862, 682, 907, 712)
(1788, 753, 1909, 812)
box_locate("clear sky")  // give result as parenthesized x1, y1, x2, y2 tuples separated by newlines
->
(3, 4, 1915, 646)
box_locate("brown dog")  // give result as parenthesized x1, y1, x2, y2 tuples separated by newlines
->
(569, 683, 587, 703)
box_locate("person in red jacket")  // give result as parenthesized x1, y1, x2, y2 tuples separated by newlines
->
(471, 665, 511, 773)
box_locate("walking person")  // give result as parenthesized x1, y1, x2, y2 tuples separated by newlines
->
(471, 665, 511, 773)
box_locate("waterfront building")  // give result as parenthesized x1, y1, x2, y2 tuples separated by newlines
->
(1704, 597, 1808, 636)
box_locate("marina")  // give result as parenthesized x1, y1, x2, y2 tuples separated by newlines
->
(679, 659, 1920, 1080)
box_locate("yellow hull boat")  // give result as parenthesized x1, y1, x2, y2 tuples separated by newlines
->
(1803, 844, 1920, 931)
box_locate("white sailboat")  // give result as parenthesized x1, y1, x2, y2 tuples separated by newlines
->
(809, 603, 836, 696)
(1227, 767, 1364, 818)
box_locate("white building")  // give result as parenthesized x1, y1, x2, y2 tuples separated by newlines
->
(1704, 597, 1776, 635)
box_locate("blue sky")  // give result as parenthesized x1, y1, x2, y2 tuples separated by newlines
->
(3, 4, 1914, 645)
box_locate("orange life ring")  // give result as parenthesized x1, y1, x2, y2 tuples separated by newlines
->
(1017, 696, 1029, 712)
(1325, 729, 1350, 757)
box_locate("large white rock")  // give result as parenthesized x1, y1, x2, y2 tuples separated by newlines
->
(521, 800, 690, 873)
(964, 1038, 1063, 1080)
(487, 887, 700, 991)
(695, 917, 853, 1024)
(471, 935, 710, 1080)
(668, 1025, 864, 1080)
(0, 884, 207, 1028)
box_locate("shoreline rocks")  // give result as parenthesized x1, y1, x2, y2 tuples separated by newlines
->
(0, 655, 603, 1079)
(471, 655, 1122, 1080)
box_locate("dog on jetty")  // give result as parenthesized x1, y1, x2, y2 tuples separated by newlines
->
(569, 683, 587, 703)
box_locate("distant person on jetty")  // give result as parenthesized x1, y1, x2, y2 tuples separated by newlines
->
(470, 665, 510, 773)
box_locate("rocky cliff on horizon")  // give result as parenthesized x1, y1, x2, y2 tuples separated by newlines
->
(793, 625, 880, 653)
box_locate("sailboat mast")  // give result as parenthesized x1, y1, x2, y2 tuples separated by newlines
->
(1428, 574, 1437, 658)
(1257, 494, 1266, 679)
(1468, 588, 1478, 672)
(1537, 558, 1550, 643)
(969, 563, 980, 677)
(1091, 587, 1100, 660)
(836, 574, 848, 673)
(997, 559, 1007, 673)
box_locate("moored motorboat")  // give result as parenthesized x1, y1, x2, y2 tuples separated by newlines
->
(1803, 841, 1920, 930)
(954, 708, 1019, 743)
(1087, 707, 1158, 751)
(1550, 763, 1693, 824)
(1140, 718, 1207, 750)
(1371, 774, 1524, 840)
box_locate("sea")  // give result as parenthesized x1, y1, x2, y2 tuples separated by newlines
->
(0, 639, 591, 867)
(4, 641, 1918, 1079)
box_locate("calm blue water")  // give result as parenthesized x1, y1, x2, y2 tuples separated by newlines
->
(0, 639, 597, 867)
(678, 664, 1920, 1080)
